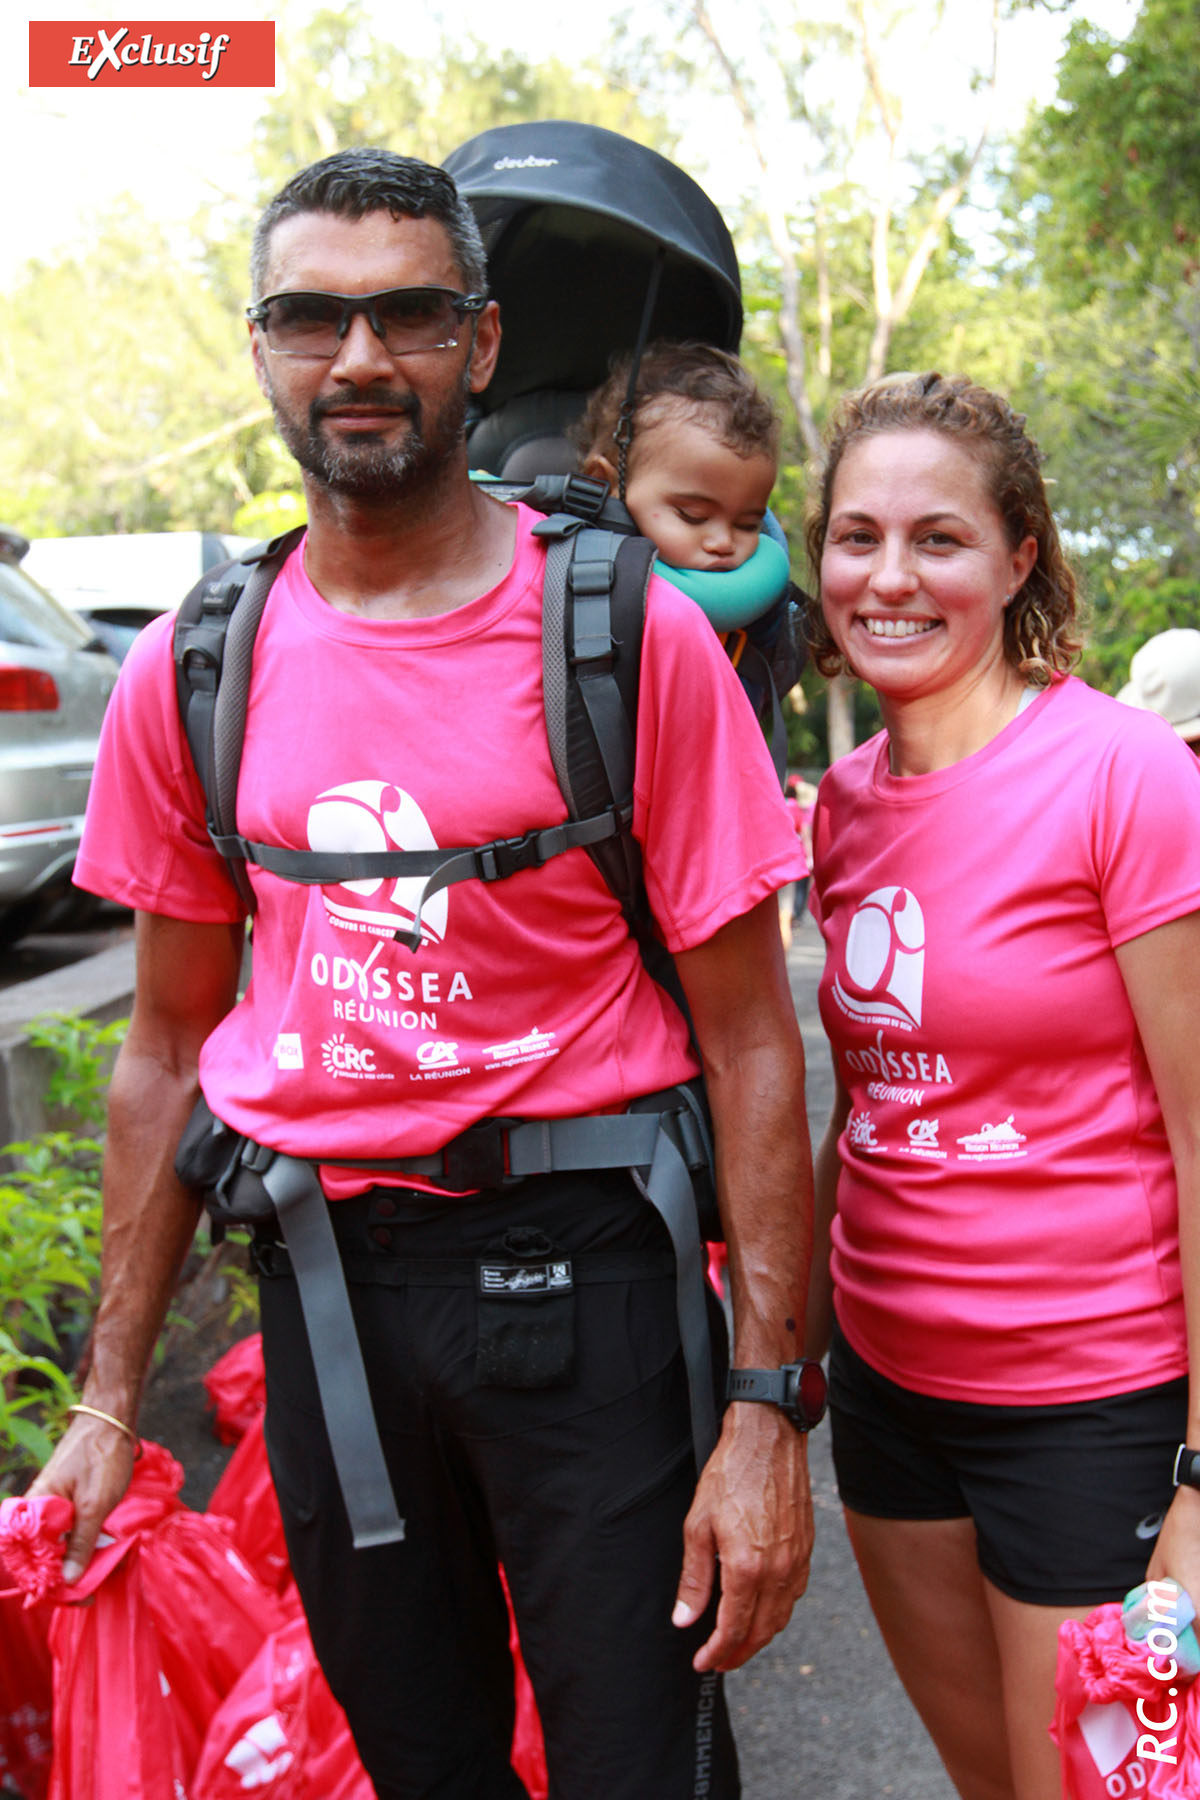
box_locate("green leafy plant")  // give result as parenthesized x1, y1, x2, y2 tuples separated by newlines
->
(0, 1014, 124, 1487)
(26, 1011, 128, 1128)
(0, 1010, 264, 1488)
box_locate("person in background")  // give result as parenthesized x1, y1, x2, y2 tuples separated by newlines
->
(803, 370, 1200, 1800)
(1118, 626, 1200, 753)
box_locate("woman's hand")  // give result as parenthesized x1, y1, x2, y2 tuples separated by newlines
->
(1146, 1481, 1200, 1607)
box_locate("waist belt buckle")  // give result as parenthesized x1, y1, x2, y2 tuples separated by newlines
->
(439, 1121, 509, 1192)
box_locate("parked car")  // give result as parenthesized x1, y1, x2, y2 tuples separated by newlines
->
(20, 530, 255, 661)
(0, 528, 120, 941)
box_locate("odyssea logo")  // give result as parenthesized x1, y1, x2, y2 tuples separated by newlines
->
(833, 885, 925, 1030)
(307, 780, 448, 947)
(28, 20, 276, 87)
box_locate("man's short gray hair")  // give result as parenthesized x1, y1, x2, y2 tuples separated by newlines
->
(250, 147, 488, 299)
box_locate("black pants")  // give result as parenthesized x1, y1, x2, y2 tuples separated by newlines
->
(257, 1169, 740, 1800)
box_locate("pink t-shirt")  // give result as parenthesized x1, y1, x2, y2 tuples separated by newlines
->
(77, 507, 800, 1191)
(812, 675, 1200, 1404)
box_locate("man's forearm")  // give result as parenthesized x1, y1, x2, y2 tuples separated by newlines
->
(708, 1037, 812, 1367)
(83, 1039, 207, 1424)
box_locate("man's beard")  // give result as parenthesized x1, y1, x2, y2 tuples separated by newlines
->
(269, 374, 470, 500)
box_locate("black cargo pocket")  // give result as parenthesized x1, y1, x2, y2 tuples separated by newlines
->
(475, 1227, 576, 1389)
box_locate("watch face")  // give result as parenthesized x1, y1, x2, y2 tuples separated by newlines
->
(789, 1360, 828, 1429)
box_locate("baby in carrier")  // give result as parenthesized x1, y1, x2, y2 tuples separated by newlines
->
(572, 339, 789, 621)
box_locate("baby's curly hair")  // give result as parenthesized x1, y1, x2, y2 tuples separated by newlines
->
(573, 340, 780, 473)
(803, 372, 1082, 686)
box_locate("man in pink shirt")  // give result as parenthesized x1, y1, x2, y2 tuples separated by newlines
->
(30, 150, 817, 1800)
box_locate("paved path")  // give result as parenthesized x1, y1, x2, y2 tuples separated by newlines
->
(724, 929, 957, 1798)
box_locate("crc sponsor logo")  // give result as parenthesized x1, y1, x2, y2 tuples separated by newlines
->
(28, 21, 275, 87)
(307, 781, 448, 946)
(319, 1032, 393, 1082)
(833, 885, 924, 1029)
(846, 1110, 882, 1153)
(272, 1032, 303, 1071)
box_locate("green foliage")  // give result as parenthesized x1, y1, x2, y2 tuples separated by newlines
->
(0, 17, 670, 541)
(0, 1014, 122, 1487)
(26, 1013, 128, 1130)
(233, 489, 308, 539)
(255, 5, 675, 186)
(0, 1131, 105, 1485)
(1022, 0, 1200, 303)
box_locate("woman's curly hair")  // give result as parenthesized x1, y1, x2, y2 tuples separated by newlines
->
(803, 372, 1083, 686)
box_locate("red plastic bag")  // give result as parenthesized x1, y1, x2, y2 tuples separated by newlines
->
(192, 1606, 372, 1799)
(206, 1415, 292, 1598)
(502, 1568, 548, 1800)
(204, 1335, 267, 1445)
(0, 1586, 54, 1800)
(1055, 1601, 1200, 1798)
(40, 1442, 286, 1799)
(205, 1334, 291, 1595)
(202, 1339, 549, 1793)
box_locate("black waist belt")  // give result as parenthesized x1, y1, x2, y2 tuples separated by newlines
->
(214, 1093, 718, 1551)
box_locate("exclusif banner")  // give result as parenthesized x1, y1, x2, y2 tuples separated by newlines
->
(28, 20, 275, 87)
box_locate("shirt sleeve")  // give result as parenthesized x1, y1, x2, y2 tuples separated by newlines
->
(632, 576, 803, 952)
(1090, 705, 1200, 947)
(74, 612, 246, 922)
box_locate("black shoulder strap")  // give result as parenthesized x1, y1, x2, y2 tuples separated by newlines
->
(538, 516, 652, 931)
(173, 526, 306, 914)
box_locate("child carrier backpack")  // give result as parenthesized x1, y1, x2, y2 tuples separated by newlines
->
(446, 119, 804, 773)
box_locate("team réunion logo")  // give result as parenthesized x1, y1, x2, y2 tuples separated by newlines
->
(306, 780, 448, 946)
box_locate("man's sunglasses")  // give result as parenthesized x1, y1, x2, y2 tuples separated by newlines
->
(245, 285, 488, 359)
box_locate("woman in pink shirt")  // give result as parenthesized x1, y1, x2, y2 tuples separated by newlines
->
(804, 372, 1200, 1798)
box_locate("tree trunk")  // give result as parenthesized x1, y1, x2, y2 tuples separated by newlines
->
(826, 674, 857, 764)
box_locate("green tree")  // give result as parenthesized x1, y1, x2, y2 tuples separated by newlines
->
(0, 21, 671, 539)
(1005, 0, 1200, 685)
(606, 0, 1011, 759)
(0, 207, 266, 537)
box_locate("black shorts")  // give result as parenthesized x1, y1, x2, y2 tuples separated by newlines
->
(257, 1170, 739, 1800)
(829, 1321, 1187, 1606)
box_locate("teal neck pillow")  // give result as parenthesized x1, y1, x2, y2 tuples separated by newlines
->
(653, 534, 790, 630)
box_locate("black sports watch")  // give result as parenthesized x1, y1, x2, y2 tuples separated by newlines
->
(1173, 1445, 1200, 1491)
(725, 1361, 827, 1432)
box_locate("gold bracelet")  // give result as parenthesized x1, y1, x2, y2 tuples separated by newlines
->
(66, 1403, 142, 1459)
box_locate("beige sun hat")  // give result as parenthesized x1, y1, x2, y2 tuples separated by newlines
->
(1117, 629, 1200, 742)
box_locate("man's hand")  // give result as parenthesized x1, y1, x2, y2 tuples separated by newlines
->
(25, 915, 243, 1584)
(672, 1403, 814, 1672)
(27, 1410, 138, 1583)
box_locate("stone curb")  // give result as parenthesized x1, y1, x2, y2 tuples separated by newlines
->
(0, 939, 135, 1145)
